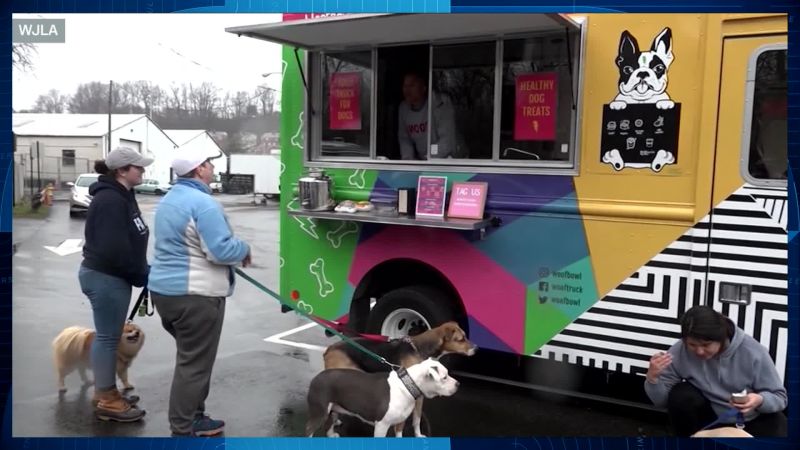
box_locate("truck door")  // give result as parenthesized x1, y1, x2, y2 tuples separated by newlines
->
(707, 31, 787, 380)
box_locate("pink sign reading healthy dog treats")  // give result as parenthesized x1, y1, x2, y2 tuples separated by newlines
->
(447, 182, 488, 219)
(514, 72, 558, 141)
(329, 72, 362, 130)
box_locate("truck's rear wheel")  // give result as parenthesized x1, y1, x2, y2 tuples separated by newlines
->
(366, 285, 456, 339)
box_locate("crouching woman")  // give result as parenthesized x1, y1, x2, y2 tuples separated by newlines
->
(644, 305, 787, 437)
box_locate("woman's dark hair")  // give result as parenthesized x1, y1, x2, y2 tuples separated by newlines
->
(680, 305, 734, 343)
(94, 160, 112, 176)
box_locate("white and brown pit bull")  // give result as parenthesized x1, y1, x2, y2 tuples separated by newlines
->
(305, 358, 459, 438)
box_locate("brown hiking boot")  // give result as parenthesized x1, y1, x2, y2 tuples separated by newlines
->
(94, 389, 145, 422)
(92, 390, 140, 407)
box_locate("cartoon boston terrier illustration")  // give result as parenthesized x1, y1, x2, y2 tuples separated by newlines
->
(602, 27, 678, 173)
(610, 27, 674, 110)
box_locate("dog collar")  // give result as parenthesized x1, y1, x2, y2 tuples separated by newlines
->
(396, 367, 423, 399)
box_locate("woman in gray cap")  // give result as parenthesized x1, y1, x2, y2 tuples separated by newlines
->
(78, 146, 152, 422)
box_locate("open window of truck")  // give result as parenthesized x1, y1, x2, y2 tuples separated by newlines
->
(227, 14, 586, 174)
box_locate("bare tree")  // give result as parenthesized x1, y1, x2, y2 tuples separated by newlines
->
(33, 89, 69, 113)
(189, 82, 220, 118)
(256, 87, 276, 115)
(68, 81, 110, 113)
(133, 81, 165, 116)
(230, 91, 251, 118)
(12, 43, 37, 72)
(166, 83, 190, 117)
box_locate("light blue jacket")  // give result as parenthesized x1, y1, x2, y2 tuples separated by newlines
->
(148, 178, 250, 297)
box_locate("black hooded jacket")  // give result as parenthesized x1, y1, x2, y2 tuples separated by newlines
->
(81, 175, 149, 287)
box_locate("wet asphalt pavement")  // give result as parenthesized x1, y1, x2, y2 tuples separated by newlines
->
(12, 195, 671, 438)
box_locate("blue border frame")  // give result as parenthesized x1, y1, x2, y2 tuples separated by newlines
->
(3, 1, 797, 449)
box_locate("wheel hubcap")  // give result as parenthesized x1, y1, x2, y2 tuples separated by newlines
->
(380, 308, 431, 339)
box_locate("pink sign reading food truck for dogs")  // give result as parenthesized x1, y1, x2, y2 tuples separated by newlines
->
(447, 182, 488, 219)
(514, 72, 558, 141)
(329, 72, 362, 130)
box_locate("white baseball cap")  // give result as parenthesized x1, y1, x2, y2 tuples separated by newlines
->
(171, 148, 223, 177)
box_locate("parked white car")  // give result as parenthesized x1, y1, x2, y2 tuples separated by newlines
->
(66, 173, 99, 217)
(134, 179, 172, 195)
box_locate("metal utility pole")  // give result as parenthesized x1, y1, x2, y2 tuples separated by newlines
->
(36, 141, 41, 193)
(29, 144, 34, 201)
(108, 80, 113, 153)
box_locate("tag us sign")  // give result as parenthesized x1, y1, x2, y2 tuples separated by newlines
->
(13, 19, 66, 43)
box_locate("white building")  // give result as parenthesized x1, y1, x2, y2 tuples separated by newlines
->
(164, 129, 228, 180)
(12, 113, 179, 188)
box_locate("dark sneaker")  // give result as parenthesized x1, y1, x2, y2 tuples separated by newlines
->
(192, 414, 225, 436)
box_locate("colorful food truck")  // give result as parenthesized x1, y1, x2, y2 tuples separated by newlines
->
(227, 13, 788, 397)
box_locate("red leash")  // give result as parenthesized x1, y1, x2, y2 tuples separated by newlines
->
(310, 315, 389, 342)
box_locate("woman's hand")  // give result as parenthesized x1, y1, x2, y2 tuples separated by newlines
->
(646, 351, 672, 383)
(730, 393, 763, 414)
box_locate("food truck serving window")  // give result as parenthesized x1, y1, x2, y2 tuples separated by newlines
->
(230, 14, 584, 171)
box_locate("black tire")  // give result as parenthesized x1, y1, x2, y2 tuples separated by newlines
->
(155, 189, 163, 195)
(366, 285, 456, 337)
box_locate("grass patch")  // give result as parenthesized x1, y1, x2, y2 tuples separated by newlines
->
(13, 200, 51, 219)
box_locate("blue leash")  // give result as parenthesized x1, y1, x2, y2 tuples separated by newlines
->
(700, 408, 746, 431)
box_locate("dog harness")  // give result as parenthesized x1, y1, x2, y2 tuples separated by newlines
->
(396, 367, 423, 399)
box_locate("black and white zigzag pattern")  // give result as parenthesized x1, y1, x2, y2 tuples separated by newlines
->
(533, 185, 788, 382)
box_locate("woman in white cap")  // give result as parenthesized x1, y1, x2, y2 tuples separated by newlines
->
(78, 146, 152, 422)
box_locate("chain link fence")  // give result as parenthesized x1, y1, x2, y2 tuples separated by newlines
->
(14, 154, 92, 204)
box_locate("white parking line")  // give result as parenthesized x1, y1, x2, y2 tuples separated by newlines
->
(263, 322, 327, 352)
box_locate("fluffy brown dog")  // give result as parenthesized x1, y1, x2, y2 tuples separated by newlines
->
(322, 321, 476, 437)
(52, 323, 145, 393)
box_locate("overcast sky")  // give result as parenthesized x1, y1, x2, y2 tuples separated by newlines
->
(12, 13, 284, 111)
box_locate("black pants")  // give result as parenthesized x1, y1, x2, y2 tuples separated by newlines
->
(667, 381, 787, 437)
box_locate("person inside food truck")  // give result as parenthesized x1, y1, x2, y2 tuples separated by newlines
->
(397, 70, 463, 160)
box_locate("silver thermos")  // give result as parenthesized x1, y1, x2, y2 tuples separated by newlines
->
(298, 170, 334, 211)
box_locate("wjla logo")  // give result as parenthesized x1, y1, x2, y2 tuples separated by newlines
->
(12, 19, 65, 43)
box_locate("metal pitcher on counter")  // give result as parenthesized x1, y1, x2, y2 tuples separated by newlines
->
(298, 169, 335, 211)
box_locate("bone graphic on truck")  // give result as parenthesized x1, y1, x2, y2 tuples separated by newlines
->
(309, 258, 334, 297)
(291, 111, 304, 149)
(348, 168, 366, 189)
(296, 300, 314, 314)
(326, 221, 359, 249)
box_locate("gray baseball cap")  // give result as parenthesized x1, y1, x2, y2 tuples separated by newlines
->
(105, 146, 154, 170)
